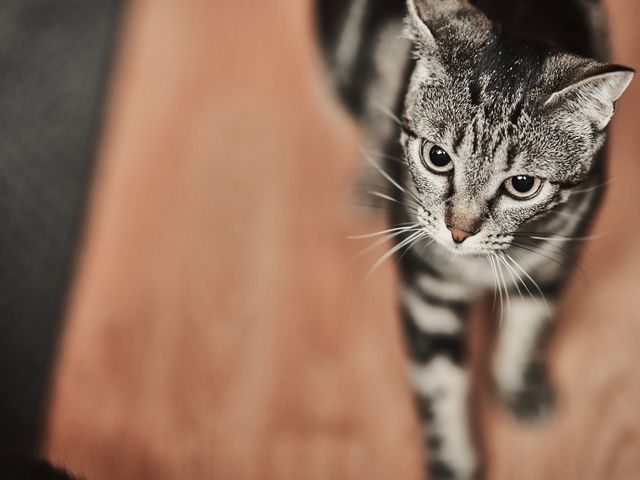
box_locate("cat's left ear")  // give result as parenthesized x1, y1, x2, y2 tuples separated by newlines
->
(545, 65, 634, 130)
(406, 0, 437, 53)
(405, 0, 487, 55)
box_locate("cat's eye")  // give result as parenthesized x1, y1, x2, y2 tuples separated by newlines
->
(420, 141, 454, 174)
(504, 175, 543, 199)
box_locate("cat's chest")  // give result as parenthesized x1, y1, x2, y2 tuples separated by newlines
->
(441, 255, 496, 289)
(416, 243, 504, 293)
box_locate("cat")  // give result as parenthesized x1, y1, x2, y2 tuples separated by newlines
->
(317, 0, 633, 478)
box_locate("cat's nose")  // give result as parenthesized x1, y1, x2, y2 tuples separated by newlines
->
(447, 226, 475, 244)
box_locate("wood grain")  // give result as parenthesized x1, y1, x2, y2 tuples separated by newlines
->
(46, 0, 640, 479)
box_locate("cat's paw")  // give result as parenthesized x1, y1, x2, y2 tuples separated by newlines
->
(427, 461, 483, 480)
(428, 460, 456, 480)
(502, 380, 556, 423)
(497, 361, 556, 423)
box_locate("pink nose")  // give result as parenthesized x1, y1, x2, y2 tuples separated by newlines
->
(448, 227, 475, 244)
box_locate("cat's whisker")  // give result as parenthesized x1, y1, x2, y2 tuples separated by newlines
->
(513, 232, 606, 269)
(365, 230, 425, 280)
(365, 190, 421, 212)
(350, 200, 394, 212)
(570, 179, 611, 195)
(362, 150, 424, 207)
(420, 234, 435, 255)
(488, 253, 505, 323)
(487, 254, 499, 315)
(494, 253, 510, 324)
(496, 253, 523, 300)
(510, 241, 567, 268)
(513, 234, 577, 258)
(397, 234, 433, 265)
(370, 100, 402, 126)
(511, 240, 590, 284)
(515, 231, 610, 243)
(350, 188, 420, 213)
(353, 227, 422, 260)
(547, 209, 583, 220)
(500, 252, 551, 317)
(500, 253, 536, 305)
(348, 223, 419, 240)
(504, 252, 551, 316)
(365, 148, 409, 165)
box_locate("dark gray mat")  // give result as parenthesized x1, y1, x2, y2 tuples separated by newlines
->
(0, 0, 123, 450)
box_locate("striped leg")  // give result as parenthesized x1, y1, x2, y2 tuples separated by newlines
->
(492, 296, 556, 421)
(402, 284, 479, 480)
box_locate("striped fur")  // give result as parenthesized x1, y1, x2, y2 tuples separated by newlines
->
(317, 1, 633, 478)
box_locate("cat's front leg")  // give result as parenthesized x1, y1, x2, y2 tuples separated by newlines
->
(401, 282, 479, 480)
(492, 296, 556, 421)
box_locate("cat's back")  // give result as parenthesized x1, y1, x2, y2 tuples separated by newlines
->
(470, 0, 609, 60)
(316, 0, 611, 119)
(315, 0, 409, 117)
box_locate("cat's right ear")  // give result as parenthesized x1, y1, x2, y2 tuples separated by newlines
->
(406, 0, 437, 53)
(545, 64, 634, 131)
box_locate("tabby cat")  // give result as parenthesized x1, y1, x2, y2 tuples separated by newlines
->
(317, 0, 633, 478)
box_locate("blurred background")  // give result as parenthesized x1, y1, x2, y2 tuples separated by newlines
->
(0, 1, 638, 479)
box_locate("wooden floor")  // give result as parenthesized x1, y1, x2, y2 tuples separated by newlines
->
(46, 1, 640, 479)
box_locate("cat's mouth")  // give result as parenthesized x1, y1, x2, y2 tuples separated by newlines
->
(416, 207, 482, 256)
(416, 209, 513, 257)
(440, 238, 487, 257)
(439, 236, 512, 258)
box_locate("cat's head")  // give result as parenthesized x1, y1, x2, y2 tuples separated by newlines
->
(400, 0, 633, 255)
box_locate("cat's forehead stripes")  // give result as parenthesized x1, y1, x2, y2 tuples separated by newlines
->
(450, 107, 523, 194)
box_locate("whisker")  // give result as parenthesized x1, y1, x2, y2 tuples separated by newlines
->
(397, 234, 433, 265)
(495, 254, 510, 324)
(368, 191, 402, 204)
(500, 252, 551, 316)
(487, 254, 499, 315)
(350, 187, 420, 214)
(513, 232, 601, 270)
(420, 234, 434, 255)
(504, 252, 550, 316)
(514, 231, 610, 242)
(361, 150, 423, 207)
(353, 227, 421, 260)
(365, 148, 409, 166)
(512, 240, 591, 286)
(510, 242, 566, 269)
(501, 253, 536, 304)
(514, 235, 578, 258)
(348, 224, 418, 240)
(490, 254, 505, 324)
(547, 209, 583, 220)
(496, 253, 523, 300)
(350, 200, 394, 212)
(365, 230, 425, 280)
(570, 180, 611, 195)
(370, 100, 402, 126)
(363, 190, 421, 212)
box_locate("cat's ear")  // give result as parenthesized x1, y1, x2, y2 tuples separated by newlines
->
(406, 0, 489, 55)
(545, 65, 634, 131)
(406, 0, 437, 53)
